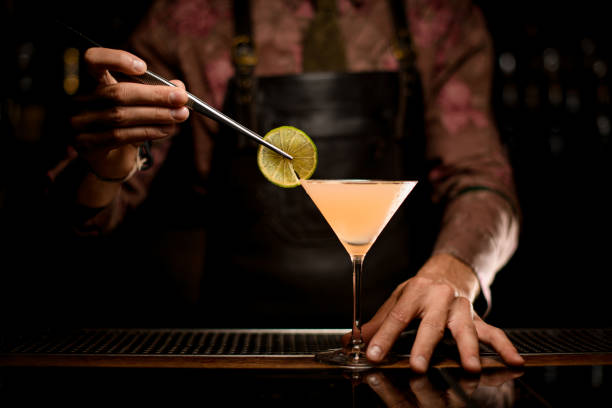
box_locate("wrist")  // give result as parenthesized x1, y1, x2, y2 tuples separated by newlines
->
(86, 144, 145, 182)
(417, 253, 480, 302)
(77, 172, 123, 208)
(86, 152, 145, 183)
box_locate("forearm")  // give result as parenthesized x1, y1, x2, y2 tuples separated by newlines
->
(432, 190, 520, 309)
(45, 137, 171, 236)
(45, 154, 123, 236)
(412, 0, 520, 308)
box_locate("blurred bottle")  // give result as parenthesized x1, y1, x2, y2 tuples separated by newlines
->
(498, 51, 520, 147)
(592, 58, 610, 146)
(541, 47, 570, 161)
(63, 48, 80, 96)
(576, 36, 610, 160)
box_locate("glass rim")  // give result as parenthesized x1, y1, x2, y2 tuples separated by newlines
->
(299, 179, 418, 184)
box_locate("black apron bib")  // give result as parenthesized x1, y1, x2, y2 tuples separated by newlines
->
(195, 0, 436, 328)
(201, 69, 429, 328)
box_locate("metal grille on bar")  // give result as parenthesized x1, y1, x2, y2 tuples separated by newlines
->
(505, 328, 612, 354)
(1, 328, 611, 357)
(1, 329, 344, 356)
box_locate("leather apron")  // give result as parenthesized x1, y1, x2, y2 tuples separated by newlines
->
(200, 2, 432, 328)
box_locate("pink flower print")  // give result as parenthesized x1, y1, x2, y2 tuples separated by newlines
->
(381, 49, 399, 71)
(166, 0, 229, 36)
(437, 78, 488, 134)
(338, 0, 353, 14)
(409, 3, 453, 49)
(294, 0, 314, 18)
(204, 52, 234, 108)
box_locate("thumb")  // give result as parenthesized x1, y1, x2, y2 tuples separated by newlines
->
(84, 47, 147, 85)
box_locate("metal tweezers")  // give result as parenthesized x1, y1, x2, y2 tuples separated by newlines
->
(62, 23, 293, 160)
(134, 71, 293, 159)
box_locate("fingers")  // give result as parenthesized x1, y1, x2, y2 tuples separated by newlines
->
(71, 81, 189, 150)
(342, 282, 407, 346)
(84, 47, 147, 84)
(80, 82, 189, 109)
(447, 299, 523, 372)
(76, 125, 177, 151)
(366, 289, 419, 364)
(474, 317, 525, 367)
(408, 303, 449, 373)
(447, 297, 481, 373)
(363, 283, 409, 340)
(359, 272, 524, 376)
(71, 105, 186, 150)
(170, 79, 186, 89)
(71, 105, 189, 132)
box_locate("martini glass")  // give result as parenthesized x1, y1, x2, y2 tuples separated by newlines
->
(301, 179, 417, 369)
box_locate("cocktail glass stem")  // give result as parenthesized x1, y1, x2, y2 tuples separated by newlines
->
(350, 255, 365, 360)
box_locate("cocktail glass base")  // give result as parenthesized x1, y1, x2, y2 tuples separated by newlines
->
(314, 348, 397, 370)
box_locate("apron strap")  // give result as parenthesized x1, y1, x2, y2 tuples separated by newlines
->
(231, 0, 421, 142)
(388, 0, 420, 141)
(232, 0, 258, 132)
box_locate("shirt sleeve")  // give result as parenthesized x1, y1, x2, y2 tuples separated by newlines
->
(44, 136, 173, 237)
(410, 0, 521, 313)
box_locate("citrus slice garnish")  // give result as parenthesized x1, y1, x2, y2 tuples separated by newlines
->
(257, 126, 317, 188)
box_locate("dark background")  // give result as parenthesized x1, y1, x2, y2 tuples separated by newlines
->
(1, 1, 611, 330)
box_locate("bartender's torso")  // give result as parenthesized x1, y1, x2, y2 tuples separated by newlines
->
(196, 0, 433, 327)
(131, 0, 438, 327)
(156, 0, 413, 117)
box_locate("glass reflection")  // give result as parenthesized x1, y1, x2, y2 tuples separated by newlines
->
(357, 368, 523, 408)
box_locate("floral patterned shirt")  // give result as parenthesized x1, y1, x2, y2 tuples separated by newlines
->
(48, 0, 520, 311)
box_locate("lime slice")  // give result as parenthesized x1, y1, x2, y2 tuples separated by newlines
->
(257, 126, 317, 188)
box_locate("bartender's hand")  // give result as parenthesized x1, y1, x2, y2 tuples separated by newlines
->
(69, 48, 189, 205)
(346, 253, 524, 373)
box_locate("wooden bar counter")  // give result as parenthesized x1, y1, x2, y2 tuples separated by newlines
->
(1, 328, 611, 406)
